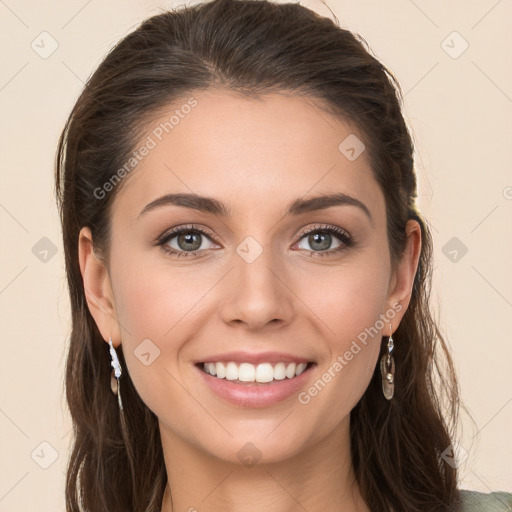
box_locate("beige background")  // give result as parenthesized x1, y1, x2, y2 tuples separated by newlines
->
(1, 0, 511, 510)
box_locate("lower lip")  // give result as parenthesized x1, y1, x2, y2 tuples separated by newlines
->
(195, 363, 316, 408)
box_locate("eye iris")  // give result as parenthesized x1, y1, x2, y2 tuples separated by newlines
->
(309, 232, 331, 251)
(178, 232, 201, 251)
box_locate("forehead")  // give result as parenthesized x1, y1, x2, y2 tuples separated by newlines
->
(111, 90, 385, 225)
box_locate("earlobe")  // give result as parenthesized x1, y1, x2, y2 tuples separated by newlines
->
(78, 227, 120, 345)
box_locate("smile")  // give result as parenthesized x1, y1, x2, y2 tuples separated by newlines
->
(195, 359, 317, 407)
(200, 361, 311, 383)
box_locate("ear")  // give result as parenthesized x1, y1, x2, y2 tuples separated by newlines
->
(385, 219, 422, 332)
(78, 226, 121, 347)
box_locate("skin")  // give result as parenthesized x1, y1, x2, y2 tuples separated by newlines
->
(79, 89, 421, 512)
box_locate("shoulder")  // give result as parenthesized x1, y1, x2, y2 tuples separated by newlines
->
(459, 489, 512, 511)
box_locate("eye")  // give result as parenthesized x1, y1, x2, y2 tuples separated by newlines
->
(157, 224, 219, 258)
(294, 224, 353, 257)
(156, 223, 354, 259)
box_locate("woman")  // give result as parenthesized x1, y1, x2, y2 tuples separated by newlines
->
(54, 0, 512, 510)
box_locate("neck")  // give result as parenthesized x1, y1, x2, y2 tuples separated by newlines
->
(159, 417, 370, 512)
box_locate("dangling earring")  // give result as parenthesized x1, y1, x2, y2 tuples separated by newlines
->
(109, 337, 124, 411)
(380, 324, 395, 400)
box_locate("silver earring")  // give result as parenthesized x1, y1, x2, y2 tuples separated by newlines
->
(109, 337, 123, 411)
(380, 324, 395, 400)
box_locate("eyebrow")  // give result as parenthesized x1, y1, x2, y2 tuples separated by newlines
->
(138, 192, 373, 224)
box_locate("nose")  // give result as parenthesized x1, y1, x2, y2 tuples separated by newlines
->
(220, 241, 294, 331)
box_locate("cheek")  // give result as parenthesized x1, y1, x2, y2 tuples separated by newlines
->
(111, 245, 209, 340)
(295, 252, 391, 346)
(109, 250, 226, 415)
(292, 254, 390, 411)
(108, 252, 181, 404)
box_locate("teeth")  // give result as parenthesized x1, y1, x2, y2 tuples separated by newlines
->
(202, 361, 309, 382)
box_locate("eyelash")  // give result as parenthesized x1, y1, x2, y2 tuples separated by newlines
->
(156, 223, 354, 258)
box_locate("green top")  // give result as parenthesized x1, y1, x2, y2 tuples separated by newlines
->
(459, 490, 512, 511)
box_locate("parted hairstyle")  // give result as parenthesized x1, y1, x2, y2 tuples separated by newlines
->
(55, 0, 472, 510)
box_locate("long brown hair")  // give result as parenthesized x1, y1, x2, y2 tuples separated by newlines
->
(55, 0, 471, 510)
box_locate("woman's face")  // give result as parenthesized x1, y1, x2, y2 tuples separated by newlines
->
(80, 89, 419, 465)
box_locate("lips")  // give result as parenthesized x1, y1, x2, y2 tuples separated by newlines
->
(195, 350, 313, 365)
(194, 351, 316, 407)
(196, 361, 316, 407)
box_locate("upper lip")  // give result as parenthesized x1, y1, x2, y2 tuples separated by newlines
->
(195, 351, 314, 365)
